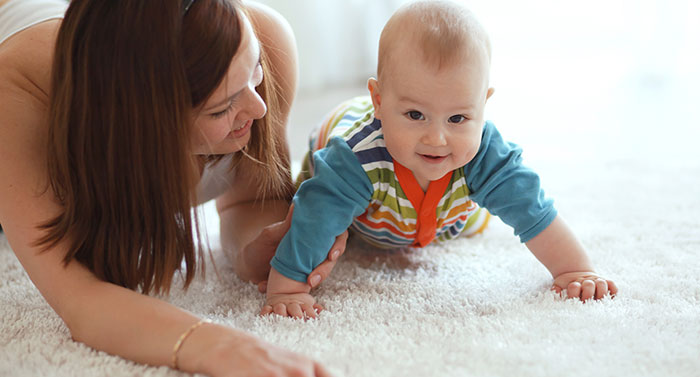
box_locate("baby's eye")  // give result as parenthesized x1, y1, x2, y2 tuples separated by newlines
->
(406, 111, 424, 121)
(448, 115, 467, 124)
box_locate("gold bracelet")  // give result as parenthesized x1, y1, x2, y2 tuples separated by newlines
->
(172, 318, 209, 370)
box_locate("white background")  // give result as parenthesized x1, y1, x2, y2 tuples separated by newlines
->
(254, 0, 700, 166)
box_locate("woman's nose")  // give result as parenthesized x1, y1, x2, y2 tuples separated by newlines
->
(241, 87, 267, 120)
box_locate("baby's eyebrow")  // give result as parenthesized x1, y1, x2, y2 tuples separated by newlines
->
(396, 95, 420, 104)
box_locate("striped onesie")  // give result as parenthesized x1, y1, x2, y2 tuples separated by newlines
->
(272, 97, 557, 283)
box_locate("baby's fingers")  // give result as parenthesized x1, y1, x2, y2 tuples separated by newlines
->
(567, 281, 582, 299)
(287, 303, 305, 319)
(580, 279, 596, 301)
(273, 303, 290, 317)
(302, 303, 318, 320)
(260, 305, 274, 316)
(607, 279, 618, 297)
(551, 285, 563, 296)
(594, 279, 608, 300)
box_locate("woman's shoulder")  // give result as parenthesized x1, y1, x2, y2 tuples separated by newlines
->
(0, 19, 61, 108)
(244, 1, 297, 113)
(244, 1, 295, 48)
(0, 20, 60, 181)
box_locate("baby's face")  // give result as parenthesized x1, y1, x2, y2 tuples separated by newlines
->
(370, 52, 493, 190)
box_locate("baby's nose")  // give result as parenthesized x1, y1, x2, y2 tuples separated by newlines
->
(421, 125, 447, 146)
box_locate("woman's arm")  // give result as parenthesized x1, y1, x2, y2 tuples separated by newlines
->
(215, 2, 298, 277)
(0, 56, 204, 373)
(0, 24, 327, 376)
(217, 3, 348, 288)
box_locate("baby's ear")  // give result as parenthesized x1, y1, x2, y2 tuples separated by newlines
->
(486, 87, 495, 102)
(367, 78, 382, 119)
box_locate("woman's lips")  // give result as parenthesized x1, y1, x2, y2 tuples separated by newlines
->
(228, 119, 253, 139)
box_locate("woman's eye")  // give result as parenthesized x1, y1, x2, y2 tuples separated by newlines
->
(449, 115, 466, 123)
(210, 103, 233, 119)
(406, 111, 424, 121)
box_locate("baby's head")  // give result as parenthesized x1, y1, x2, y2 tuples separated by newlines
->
(369, 0, 495, 189)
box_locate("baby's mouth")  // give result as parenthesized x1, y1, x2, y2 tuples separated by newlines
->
(419, 153, 448, 163)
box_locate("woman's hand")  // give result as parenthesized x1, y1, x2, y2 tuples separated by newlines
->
(305, 230, 348, 290)
(193, 326, 333, 377)
(237, 204, 348, 292)
(552, 271, 618, 301)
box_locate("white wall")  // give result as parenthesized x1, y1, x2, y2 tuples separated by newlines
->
(262, 0, 700, 166)
(257, 0, 700, 96)
(256, 0, 409, 93)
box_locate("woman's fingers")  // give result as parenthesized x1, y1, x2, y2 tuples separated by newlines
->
(264, 204, 295, 242)
(257, 280, 268, 293)
(315, 361, 334, 377)
(308, 231, 348, 288)
(239, 204, 296, 286)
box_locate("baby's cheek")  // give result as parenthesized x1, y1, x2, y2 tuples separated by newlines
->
(455, 142, 480, 167)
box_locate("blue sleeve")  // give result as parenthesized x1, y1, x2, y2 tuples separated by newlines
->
(465, 121, 557, 243)
(271, 137, 374, 282)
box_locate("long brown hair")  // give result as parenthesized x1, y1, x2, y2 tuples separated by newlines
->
(38, 0, 292, 294)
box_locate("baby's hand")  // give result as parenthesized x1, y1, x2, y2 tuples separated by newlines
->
(261, 292, 323, 319)
(552, 271, 618, 301)
(260, 267, 323, 319)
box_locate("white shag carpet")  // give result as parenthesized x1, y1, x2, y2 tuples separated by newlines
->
(2, 51, 700, 377)
(1, 154, 700, 376)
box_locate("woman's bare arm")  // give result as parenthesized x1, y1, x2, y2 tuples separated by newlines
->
(217, 3, 348, 289)
(217, 2, 299, 278)
(0, 22, 328, 376)
(0, 26, 227, 371)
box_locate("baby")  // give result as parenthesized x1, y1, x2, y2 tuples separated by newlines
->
(262, 0, 617, 318)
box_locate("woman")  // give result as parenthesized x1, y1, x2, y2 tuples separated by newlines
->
(0, 0, 345, 375)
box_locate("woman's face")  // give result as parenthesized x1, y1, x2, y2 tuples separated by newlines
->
(191, 13, 266, 155)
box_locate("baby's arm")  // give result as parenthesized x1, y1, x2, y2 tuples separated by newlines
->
(464, 122, 617, 301)
(260, 267, 322, 319)
(525, 215, 618, 301)
(261, 137, 373, 318)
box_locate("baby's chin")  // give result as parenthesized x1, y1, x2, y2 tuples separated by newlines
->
(417, 168, 455, 183)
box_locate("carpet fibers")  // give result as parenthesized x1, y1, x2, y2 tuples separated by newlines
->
(1, 154, 699, 376)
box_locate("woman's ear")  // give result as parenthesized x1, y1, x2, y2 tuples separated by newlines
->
(367, 77, 382, 119)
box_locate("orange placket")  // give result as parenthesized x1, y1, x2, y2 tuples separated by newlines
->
(394, 161, 453, 247)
